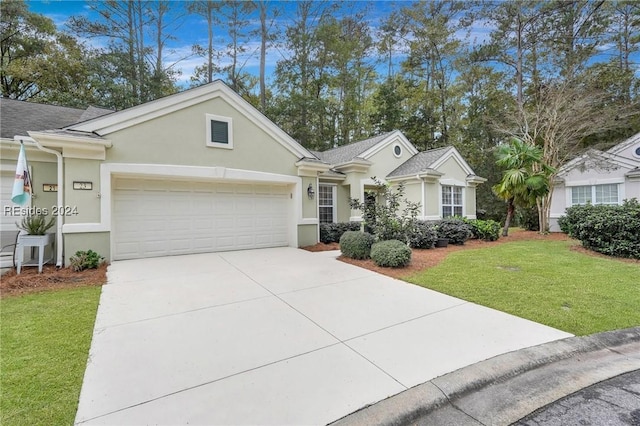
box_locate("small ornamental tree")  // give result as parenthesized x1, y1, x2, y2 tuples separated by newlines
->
(349, 178, 421, 244)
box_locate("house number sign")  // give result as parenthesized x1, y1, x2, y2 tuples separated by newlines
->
(73, 181, 93, 190)
(43, 184, 58, 192)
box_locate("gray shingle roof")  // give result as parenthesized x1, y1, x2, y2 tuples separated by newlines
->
(0, 98, 112, 139)
(314, 131, 396, 164)
(387, 146, 452, 177)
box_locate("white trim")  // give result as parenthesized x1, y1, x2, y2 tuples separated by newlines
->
(423, 215, 441, 221)
(318, 183, 337, 224)
(439, 178, 467, 187)
(392, 144, 403, 158)
(564, 177, 625, 186)
(205, 114, 233, 149)
(567, 182, 623, 206)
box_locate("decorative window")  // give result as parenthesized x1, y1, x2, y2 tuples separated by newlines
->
(206, 114, 233, 149)
(393, 144, 402, 158)
(318, 184, 336, 224)
(442, 185, 463, 218)
(571, 184, 619, 206)
(634, 146, 640, 159)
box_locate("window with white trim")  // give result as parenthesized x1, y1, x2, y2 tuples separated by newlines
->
(442, 185, 463, 218)
(318, 184, 336, 224)
(206, 114, 233, 149)
(571, 184, 619, 206)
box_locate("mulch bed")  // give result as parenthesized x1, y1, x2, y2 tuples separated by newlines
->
(304, 230, 637, 280)
(0, 263, 107, 298)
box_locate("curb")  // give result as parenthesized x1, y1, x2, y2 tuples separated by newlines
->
(329, 327, 640, 426)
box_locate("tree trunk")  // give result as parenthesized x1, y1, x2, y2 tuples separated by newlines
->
(503, 197, 515, 237)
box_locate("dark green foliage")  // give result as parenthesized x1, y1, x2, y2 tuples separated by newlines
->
(462, 218, 501, 241)
(69, 250, 104, 272)
(319, 222, 361, 243)
(349, 179, 420, 244)
(408, 221, 438, 249)
(370, 240, 412, 268)
(339, 231, 375, 260)
(515, 206, 539, 231)
(17, 214, 55, 235)
(559, 200, 640, 259)
(437, 218, 472, 245)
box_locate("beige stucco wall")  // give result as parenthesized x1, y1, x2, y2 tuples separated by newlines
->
(30, 160, 58, 216)
(104, 97, 300, 176)
(301, 176, 317, 219)
(63, 158, 101, 224)
(335, 183, 351, 222)
(64, 232, 110, 264)
(424, 182, 440, 217)
(297, 224, 317, 247)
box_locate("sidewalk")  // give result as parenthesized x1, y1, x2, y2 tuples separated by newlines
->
(331, 327, 640, 426)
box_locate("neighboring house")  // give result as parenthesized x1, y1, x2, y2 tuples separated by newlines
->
(1, 81, 484, 265)
(549, 132, 640, 232)
(0, 99, 112, 268)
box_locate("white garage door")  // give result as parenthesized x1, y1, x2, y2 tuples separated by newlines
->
(1, 170, 26, 232)
(112, 178, 291, 260)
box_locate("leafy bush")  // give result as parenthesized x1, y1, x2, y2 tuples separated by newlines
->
(349, 179, 420, 244)
(437, 218, 472, 245)
(339, 231, 375, 259)
(558, 203, 594, 237)
(17, 214, 55, 235)
(408, 220, 438, 249)
(69, 250, 104, 272)
(319, 222, 361, 243)
(370, 240, 412, 268)
(560, 199, 640, 259)
(462, 218, 501, 241)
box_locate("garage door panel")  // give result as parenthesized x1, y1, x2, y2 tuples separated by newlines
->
(113, 179, 291, 260)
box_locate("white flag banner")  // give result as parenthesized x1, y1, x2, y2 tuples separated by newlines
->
(11, 143, 32, 206)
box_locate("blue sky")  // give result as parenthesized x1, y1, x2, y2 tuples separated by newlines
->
(28, 0, 412, 86)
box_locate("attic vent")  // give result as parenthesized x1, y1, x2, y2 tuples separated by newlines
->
(634, 146, 640, 159)
(393, 144, 402, 158)
(211, 121, 228, 144)
(206, 114, 233, 149)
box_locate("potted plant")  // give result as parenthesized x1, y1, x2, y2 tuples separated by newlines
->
(17, 214, 55, 236)
(17, 214, 55, 246)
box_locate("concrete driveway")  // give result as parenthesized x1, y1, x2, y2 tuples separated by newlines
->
(75, 247, 572, 425)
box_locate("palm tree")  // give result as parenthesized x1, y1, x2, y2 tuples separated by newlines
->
(493, 138, 554, 236)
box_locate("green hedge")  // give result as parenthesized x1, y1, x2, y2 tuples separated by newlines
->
(320, 222, 361, 243)
(339, 231, 375, 259)
(558, 199, 640, 259)
(370, 240, 412, 267)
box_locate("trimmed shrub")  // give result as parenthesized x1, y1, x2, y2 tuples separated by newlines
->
(408, 220, 438, 249)
(370, 240, 412, 268)
(561, 199, 640, 259)
(463, 218, 501, 242)
(320, 222, 361, 244)
(437, 218, 472, 245)
(69, 249, 104, 272)
(339, 231, 375, 259)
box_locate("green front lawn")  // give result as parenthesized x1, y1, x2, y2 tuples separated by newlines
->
(1, 286, 101, 426)
(406, 239, 640, 336)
